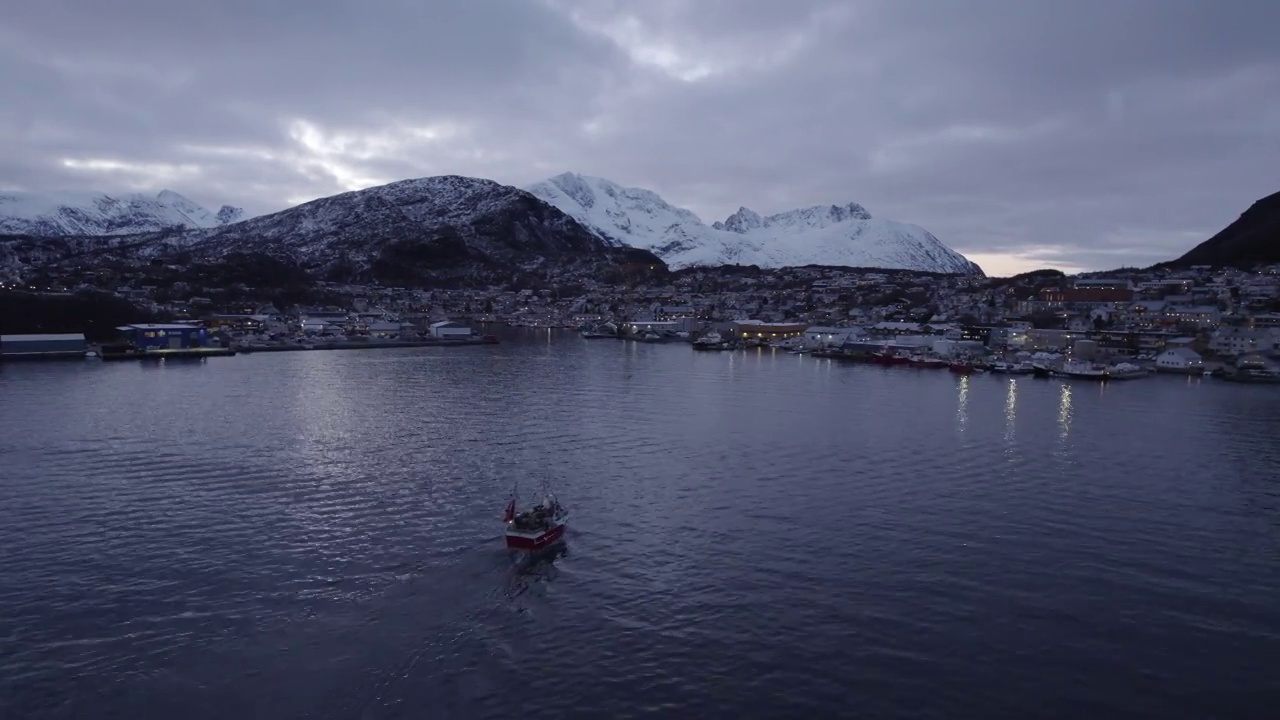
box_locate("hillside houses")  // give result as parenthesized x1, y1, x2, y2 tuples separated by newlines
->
(10, 238, 1280, 362)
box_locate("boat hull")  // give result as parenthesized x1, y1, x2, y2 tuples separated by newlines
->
(505, 521, 566, 550)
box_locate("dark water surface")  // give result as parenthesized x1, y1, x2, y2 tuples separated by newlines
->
(2, 330, 1278, 719)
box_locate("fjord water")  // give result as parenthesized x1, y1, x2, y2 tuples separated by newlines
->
(1, 332, 1277, 719)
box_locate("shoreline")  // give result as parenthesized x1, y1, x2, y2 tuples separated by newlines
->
(235, 337, 498, 353)
(0, 337, 501, 363)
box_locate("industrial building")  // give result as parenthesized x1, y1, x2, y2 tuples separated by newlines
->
(0, 333, 88, 360)
(727, 320, 809, 340)
(115, 323, 209, 350)
(428, 321, 472, 339)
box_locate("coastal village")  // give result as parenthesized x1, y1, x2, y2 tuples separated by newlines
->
(2, 262, 1279, 382)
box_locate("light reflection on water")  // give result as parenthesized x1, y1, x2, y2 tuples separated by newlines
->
(1001, 378, 1018, 454)
(1, 334, 1279, 720)
(1058, 383, 1074, 446)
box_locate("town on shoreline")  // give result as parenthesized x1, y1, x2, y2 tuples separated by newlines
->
(2, 263, 1278, 382)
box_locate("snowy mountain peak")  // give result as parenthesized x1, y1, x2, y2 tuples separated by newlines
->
(525, 173, 703, 249)
(762, 202, 874, 231)
(215, 205, 245, 225)
(526, 174, 982, 275)
(545, 172, 599, 209)
(168, 174, 649, 286)
(714, 207, 764, 233)
(152, 189, 217, 227)
(0, 189, 237, 236)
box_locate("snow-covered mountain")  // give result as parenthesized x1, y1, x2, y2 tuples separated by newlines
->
(526, 172, 982, 275)
(0, 189, 245, 236)
(215, 205, 245, 226)
(174, 175, 661, 285)
(1, 176, 662, 287)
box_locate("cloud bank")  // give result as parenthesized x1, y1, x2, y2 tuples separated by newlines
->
(4, 0, 1278, 275)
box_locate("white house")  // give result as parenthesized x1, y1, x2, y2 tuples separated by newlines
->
(1209, 327, 1279, 356)
(1155, 347, 1204, 374)
(804, 326, 856, 347)
(429, 320, 472, 339)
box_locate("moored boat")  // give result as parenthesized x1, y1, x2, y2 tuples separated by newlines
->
(1054, 360, 1107, 380)
(990, 361, 1035, 375)
(692, 331, 731, 350)
(1218, 354, 1280, 384)
(908, 354, 949, 369)
(1104, 362, 1149, 380)
(872, 350, 911, 365)
(503, 490, 568, 551)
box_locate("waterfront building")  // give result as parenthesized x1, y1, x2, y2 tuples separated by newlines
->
(728, 320, 809, 340)
(429, 320, 472, 339)
(115, 323, 208, 350)
(1155, 348, 1205, 374)
(0, 333, 87, 360)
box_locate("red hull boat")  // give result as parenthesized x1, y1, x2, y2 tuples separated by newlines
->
(502, 489, 568, 551)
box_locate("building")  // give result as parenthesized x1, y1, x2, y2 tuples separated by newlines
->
(1039, 286, 1135, 305)
(728, 320, 809, 340)
(428, 320, 472, 339)
(1162, 305, 1221, 329)
(1070, 339, 1099, 361)
(1155, 347, 1205, 374)
(804, 326, 856, 346)
(0, 333, 87, 360)
(1074, 278, 1134, 291)
(365, 321, 402, 338)
(1250, 313, 1280, 328)
(622, 320, 680, 335)
(204, 314, 267, 331)
(116, 323, 208, 350)
(867, 322, 922, 336)
(1210, 327, 1280, 356)
(1023, 329, 1085, 351)
(654, 305, 698, 321)
(1120, 301, 1167, 328)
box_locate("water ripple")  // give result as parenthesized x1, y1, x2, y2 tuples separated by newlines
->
(1, 335, 1278, 719)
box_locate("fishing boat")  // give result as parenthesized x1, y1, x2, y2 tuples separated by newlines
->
(990, 361, 1035, 375)
(502, 488, 568, 551)
(1104, 362, 1149, 380)
(692, 331, 731, 350)
(907, 354, 949, 369)
(1219, 354, 1280, 384)
(872, 350, 911, 365)
(1056, 359, 1109, 381)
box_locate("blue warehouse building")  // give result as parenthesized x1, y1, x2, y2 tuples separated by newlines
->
(116, 323, 209, 350)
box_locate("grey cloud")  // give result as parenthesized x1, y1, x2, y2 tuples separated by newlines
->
(3, 0, 1279, 274)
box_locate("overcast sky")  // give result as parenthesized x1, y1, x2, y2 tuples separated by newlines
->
(3, 0, 1278, 276)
